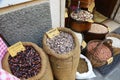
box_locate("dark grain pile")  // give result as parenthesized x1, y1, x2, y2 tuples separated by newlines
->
(8, 46, 41, 79)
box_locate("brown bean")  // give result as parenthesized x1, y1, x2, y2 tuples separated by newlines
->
(8, 46, 41, 79)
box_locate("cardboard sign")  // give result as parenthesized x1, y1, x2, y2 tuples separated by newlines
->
(46, 28, 60, 39)
(8, 42, 25, 57)
(107, 57, 113, 65)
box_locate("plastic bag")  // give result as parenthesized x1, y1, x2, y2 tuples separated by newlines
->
(76, 54, 96, 79)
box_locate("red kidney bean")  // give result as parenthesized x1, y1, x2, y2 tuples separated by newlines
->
(8, 46, 41, 79)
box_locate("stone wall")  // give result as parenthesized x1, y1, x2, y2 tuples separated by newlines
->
(0, 2, 51, 47)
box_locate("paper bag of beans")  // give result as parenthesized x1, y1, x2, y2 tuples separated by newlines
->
(106, 33, 120, 56)
(2, 42, 53, 80)
(43, 28, 80, 80)
(86, 39, 113, 67)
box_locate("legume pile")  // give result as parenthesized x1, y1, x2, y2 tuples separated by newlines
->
(88, 41, 112, 61)
(71, 10, 93, 21)
(88, 23, 108, 33)
(46, 31, 75, 54)
(8, 46, 41, 79)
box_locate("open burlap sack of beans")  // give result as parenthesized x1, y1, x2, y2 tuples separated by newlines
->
(106, 33, 120, 56)
(86, 39, 113, 67)
(43, 27, 80, 80)
(2, 42, 53, 80)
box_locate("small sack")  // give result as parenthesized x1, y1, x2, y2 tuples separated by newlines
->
(86, 39, 113, 67)
(76, 54, 96, 79)
(43, 27, 80, 80)
(2, 42, 53, 80)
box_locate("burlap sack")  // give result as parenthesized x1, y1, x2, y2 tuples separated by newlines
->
(2, 42, 53, 80)
(43, 27, 80, 80)
(86, 39, 113, 67)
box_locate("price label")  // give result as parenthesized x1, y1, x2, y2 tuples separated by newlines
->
(88, 19, 94, 23)
(107, 57, 113, 65)
(81, 40, 87, 49)
(46, 28, 60, 39)
(8, 42, 25, 57)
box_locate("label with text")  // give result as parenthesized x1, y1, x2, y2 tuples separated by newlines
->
(46, 28, 60, 39)
(8, 42, 25, 57)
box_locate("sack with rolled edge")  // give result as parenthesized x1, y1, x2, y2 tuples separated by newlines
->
(43, 27, 80, 80)
(86, 39, 113, 67)
(2, 42, 53, 80)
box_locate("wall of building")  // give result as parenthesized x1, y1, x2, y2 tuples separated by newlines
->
(0, 1, 51, 47)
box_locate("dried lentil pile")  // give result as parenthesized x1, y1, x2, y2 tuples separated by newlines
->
(8, 46, 41, 79)
(71, 10, 93, 21)
(46, 31, 75, 54)
(88, 23, 108, 33)
(107, 37, 120, 48)
(88, 41, 112, 61)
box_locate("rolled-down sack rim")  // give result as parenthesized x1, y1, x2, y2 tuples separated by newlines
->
(43, 27, 80, 59)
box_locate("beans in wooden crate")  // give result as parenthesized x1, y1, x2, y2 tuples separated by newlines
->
(46, 31, 75, 54)
(8, 46, 41, 79)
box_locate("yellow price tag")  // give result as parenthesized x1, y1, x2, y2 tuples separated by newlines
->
(81, 40, 87, 49)
(88, 19, 94, 23)
(8, 42, 25, 57)
(88, 1, 95, 12)
(46, 28, 60, 39)
(107, 57, 113, 65)
(65, 8, 68, 18)
(108, 27, 111, 32)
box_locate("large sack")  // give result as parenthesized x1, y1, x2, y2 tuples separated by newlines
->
(43, 27, 80, 80)
(2, 42, 53, 80)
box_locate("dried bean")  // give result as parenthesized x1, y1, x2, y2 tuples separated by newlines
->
(71, 10, 93, 21)
(46, 31, 75, 54)
(8, 46, 41, 79)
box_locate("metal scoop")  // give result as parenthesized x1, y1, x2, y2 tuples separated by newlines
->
(75, 1, 81, 13)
